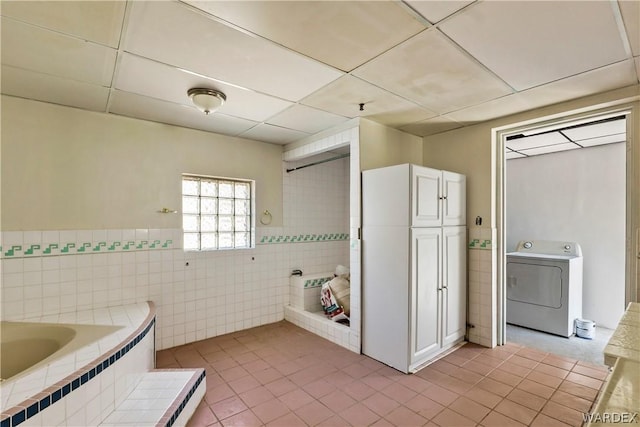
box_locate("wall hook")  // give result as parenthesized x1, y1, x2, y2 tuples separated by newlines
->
(158, 208, 178, 214)
(359, 103, 365, 111)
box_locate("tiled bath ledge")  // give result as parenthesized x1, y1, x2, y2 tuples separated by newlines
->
(0, 302, 156, 427)
(99, 369, 206, 427)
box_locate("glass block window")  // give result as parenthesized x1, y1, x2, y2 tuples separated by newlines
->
(182, 175, 254, 251)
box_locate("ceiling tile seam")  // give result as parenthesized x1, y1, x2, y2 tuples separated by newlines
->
(610, 0, 634, 59)
(425, 0, 481, 27)
(396, 1, 434, 28)
(342, 26, 432, 73)
(0, 14, 121, 50)
(106, 0, 137, 114)
(517, 58, 636, 92)
(176, 0, 348, 74)
(558, 130, 573, 144)
(1, 93, 107, 115)
(105, 109, 247, 139)
(513, 140, 578, 152)
(262, 104, 350, 129)
(117, 51, 336, 109)
(330, 74, 439, 120)
(0, 63, 112, 90)
(429, 27, 518, 93)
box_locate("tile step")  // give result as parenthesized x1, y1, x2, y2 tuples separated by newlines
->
(99, 369, 206, 427)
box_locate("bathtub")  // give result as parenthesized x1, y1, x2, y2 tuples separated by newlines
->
(1, 321, 122, 382)
(0, 302, 156, 427)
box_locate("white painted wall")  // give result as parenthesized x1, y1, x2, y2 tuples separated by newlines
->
(506, 143, 626, 328)
(0, 95, 350, 349)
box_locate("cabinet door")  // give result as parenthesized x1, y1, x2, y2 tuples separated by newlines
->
(442, 226, 467, 346)
(410, 228, 441, 365)
(442, 172, 466, 226)
(412, 166, 442, 227)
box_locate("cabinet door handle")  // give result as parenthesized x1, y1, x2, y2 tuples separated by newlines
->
(442, 285, 448, 289)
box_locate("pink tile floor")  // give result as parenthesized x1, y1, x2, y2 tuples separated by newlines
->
(156, 321, 609, 426)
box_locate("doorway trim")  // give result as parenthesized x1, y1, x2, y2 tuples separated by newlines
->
(492, 100, 638, 346)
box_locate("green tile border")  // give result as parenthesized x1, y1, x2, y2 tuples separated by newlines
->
(258, 233, 349, 245)
(303, 277, 333, 288)
(1, 231, 349, 258)
(468, 239, 492, 250)
(1, 239, 175, 258)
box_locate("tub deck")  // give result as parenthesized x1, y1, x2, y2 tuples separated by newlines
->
(0, 302, 153, 412)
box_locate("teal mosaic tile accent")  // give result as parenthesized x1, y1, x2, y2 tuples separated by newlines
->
(1, 238, 176, 258)
(259, 233, 348, 245)
(304, 277, 332, 288)
(469, 238, 492, 250)
(4, 245, 22, 257)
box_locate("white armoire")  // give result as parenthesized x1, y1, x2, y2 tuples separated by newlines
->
(362, 163, 467, 373)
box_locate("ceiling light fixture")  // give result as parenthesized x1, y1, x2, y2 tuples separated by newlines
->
(187, 88, 226, 115)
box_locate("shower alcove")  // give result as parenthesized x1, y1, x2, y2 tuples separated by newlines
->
(280, 117, 424, 354)
(282, 121, 360, 352)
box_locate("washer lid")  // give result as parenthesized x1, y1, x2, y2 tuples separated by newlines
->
(512, 240, 582, 257)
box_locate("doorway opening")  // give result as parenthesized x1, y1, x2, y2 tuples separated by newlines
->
(494, 104, 636, 365)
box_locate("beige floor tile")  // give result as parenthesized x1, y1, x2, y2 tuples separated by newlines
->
(177, 322, 604, 427)
(494, 398, 538, 425)
(431, 408, 476, 427)
(541, 401, 585, 427)
(463, 385, 503, 409)
(506, 387, 547, 411)
(448, 396, 491, 422)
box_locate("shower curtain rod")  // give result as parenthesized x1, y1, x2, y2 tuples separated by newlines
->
(286, 153, 350, 173)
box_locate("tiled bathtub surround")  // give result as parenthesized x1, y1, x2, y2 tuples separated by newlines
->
(0, 302, 155, 427)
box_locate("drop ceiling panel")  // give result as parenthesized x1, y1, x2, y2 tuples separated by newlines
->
(446, 60, 638, 125)
(1, 65, 110, 112)
(1, 17, 117, 86)
(109, 90, 258, 136)
(123, 1, 343, 102)
(352, 30, 512, 114)
(239, 124, 310, 145)
(619, 0, 639, 56)
(0, 1, 126, 48)
(562, 119, 626, 141)
(519, 142, 580, 156)
(445, 93, 533, 125)
(301, 75, 437, 121)
(266, 105, 349, 134)
(114, 54, 293, 122)
(184, 1, 426, 72)
(577, 134, 626, 147)
(439, 1, 628, 90)
(399, 115, 462, 137)
(403, 1, 474, 24)
(506, 132, 568, 151)
(366, 105, 441, 128)
(505, 151, 526, 160)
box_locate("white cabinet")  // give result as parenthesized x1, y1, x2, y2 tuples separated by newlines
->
(412, 166, 466, 227)
(362, 163, 467, 373)
(362, 164, 465, 228)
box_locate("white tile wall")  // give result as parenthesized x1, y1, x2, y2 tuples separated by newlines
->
(467, 227, 496, 348)
(1, 149, 351, 352)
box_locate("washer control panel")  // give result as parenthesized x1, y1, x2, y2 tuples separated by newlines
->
(514, 240, 582, 257)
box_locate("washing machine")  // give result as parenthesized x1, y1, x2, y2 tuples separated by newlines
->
(506, 240, 583, 337)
